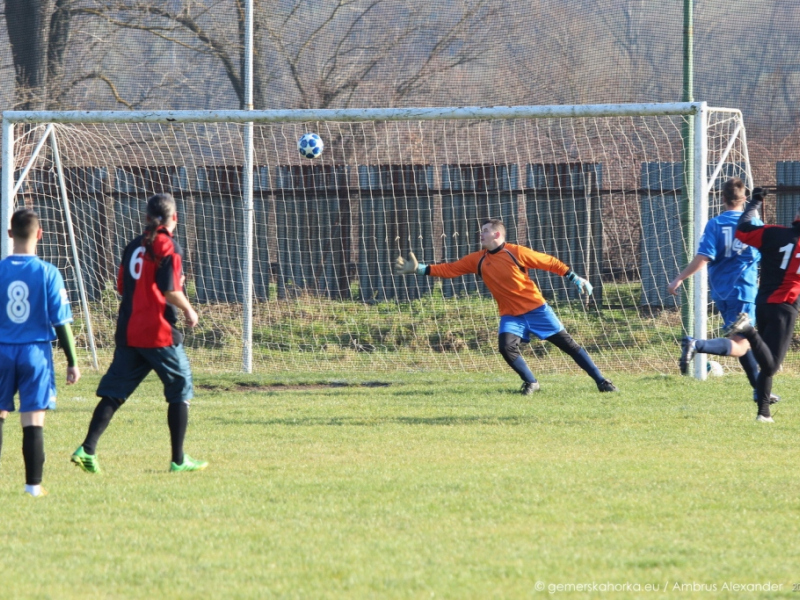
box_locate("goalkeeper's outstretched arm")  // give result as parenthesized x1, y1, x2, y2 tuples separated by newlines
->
(395, 250, 593, 295)
(394, 252, 479, 278)
(393, 252, 427, 276)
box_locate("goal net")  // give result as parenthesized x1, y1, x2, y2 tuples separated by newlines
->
(1, 103, 749, 376)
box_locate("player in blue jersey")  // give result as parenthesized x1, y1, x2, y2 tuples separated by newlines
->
(667, 177, 773, 402)
(0, 208, 80, 497)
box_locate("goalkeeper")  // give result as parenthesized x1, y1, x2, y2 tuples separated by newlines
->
(394, 218, 617, 394)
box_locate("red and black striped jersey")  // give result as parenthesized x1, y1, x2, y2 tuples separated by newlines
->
(114, 228, 185, 347)
(736, 201, 800, 309)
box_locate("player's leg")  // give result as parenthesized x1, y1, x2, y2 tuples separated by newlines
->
(17, 343, 55, 497)
(498, 315, 538, 393)
(144, 344, 207, 471)
(727, 302, 770, 401)
(724, 300, 762, 392)
(754, 304, 797, 421)
(20, 410, 46, 497)
(734, 305, 784, 421)
(73, 347, 151, 472)
(0, 344, 15, 465)
(738, 349, 760, 390)
(498, 333, 539, 394)
(518, 304, 614, 391)
(680, 299, 754, 376)
(544, 329, 617, 392)
(729, 311, 774, 371)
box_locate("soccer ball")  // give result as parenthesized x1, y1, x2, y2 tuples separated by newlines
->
(707, 360, 725, 377)
(298, 133, 323, 159)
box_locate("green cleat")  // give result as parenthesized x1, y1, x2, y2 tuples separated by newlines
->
(170, 455, 208, 472)
(71, 446, 101, 473)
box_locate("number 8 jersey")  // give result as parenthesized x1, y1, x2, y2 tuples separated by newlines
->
(115, 228, 185, 347)
(0, 254, 73, 343)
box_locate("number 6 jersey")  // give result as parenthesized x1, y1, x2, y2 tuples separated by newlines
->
(115, 228, 185, 347)
(0, 254, 73, 343)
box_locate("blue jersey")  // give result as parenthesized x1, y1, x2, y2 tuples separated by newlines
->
(0, 254, 73, 343)
(697, 210, 761, 303)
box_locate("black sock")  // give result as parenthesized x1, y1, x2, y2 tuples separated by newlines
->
(739, 350, 760, 390)
(0, 416, 5, 463)
(82, 397, 123, 455)
(168, 402, 189, 465)
(546, 331, 605, 383)
(22, 426, 44, 486)
(742, 330, 775, 373)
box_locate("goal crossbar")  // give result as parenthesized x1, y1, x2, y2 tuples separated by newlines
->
(2, 102, 712, 125)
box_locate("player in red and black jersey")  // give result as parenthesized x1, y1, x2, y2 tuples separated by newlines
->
(114, 205, 189, 348)
(72, 193, 208, 472)
(730, 187, 800, 422)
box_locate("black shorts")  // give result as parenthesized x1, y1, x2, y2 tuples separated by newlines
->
(97, 345, 193, 404)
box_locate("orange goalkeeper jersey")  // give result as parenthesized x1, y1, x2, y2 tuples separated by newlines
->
(428, 243, 570, 317)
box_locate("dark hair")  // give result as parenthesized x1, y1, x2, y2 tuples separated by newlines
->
(481, 218, 506, 236)
(142, 193, 176, 263)
(721, 177, 746, 205)
(10, 208, 40, 240)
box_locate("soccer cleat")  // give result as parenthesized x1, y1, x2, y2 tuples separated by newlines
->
(679, 337, 697, 375)
(520, 381, 540, 395)
(25, 487, 48, 498)
(753, 390, 781, 405)
(597, 379, 618, 392)
(170, 455, 208, 472)
(756, 415, 774, 423)
(725, 312, 754, 337)
(71, 446, 101, 474)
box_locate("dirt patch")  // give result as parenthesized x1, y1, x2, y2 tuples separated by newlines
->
(197, 381, 393, 393)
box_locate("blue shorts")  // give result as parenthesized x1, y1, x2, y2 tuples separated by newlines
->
(97, 345, 194, 404)
(0, 342, 56, 413)
(713, 298, 755, 329)
(498, 304, 564, 343)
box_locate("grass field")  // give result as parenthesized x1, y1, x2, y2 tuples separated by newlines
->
(1, 370, 799, 598)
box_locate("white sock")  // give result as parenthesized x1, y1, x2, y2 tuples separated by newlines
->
(24, 484, 42, 497)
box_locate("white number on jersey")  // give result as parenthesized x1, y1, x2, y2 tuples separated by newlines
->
(721, 226, 746, 257)
(129, 246, 146, 280)
(779, 243, 795, 270)
(6, 280, 30, 324)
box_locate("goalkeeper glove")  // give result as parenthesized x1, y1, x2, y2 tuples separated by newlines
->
(750, 187, 768, 203)
(394, 252, 427, 276)
(566, 270, 593, 296)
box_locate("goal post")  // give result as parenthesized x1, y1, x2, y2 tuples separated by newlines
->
(1, 102, 750, 378)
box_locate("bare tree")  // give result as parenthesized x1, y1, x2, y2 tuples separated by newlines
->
(5, 0, 73, 109)
(262, 0, 496, 109)
(76, 0, 269, 109)
(75, 0, 495, 110)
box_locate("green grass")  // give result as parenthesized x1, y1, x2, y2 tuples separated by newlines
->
(2, 371, 800, 598)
